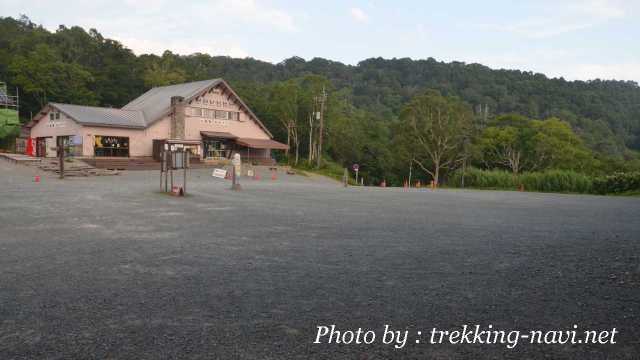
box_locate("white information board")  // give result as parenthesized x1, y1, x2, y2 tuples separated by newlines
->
(212, 168, 227, 179)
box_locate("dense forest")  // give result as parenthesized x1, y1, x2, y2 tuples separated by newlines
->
(1, 15, 640, 189)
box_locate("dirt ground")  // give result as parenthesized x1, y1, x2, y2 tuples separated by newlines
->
(1, 160, 639, 359)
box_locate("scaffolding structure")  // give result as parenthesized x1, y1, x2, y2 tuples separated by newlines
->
(0, 82, 19, 126)
(0, 82, 19, 113)
(0, 82, 21, 151)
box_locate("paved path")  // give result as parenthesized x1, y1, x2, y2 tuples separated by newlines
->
(0, 161, 639, 359)
(0, 152, 41, 164)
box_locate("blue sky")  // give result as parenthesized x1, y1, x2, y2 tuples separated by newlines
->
(2, 0, 639, 82)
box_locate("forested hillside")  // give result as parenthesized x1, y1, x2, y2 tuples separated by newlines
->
(2, 15, 639, 186)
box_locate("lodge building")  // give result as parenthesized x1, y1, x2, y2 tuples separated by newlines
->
(25, 79, 287, 164)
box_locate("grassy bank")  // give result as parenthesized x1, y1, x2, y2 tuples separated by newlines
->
(292, 161, 359, 184)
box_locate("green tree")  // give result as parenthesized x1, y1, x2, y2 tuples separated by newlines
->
(476, 114, 537, 174)
(142, 51, 187, 88)
(9, 43, 95, 107)
(477, 115, 594, 174)
(531, 117, 593, 172)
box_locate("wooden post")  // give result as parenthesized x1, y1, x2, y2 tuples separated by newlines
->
(316, 86, 326, 169)
(163, 150, 168, 192)
(231, 153, 242, 191)
(57, 137, 64, 179)
(343, 168, 348, 187)
(183, 151, 188, 195)
(160, 150, 163, 191)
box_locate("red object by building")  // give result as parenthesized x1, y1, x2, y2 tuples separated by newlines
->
(25, 137, 34, 156)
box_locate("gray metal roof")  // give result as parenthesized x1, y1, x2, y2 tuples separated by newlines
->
(50, 103, 146, 129)
(123, 79, 222, 125)
(44, 79, 273, 136)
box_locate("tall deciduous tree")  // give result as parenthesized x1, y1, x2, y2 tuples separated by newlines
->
(476, 114, 536, 174)
(269, 80, 300, 164)
(397, 90, 473, 185)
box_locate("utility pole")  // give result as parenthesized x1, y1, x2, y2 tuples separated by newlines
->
(315, 86, 326, 169)
(408, 157, 413, 188)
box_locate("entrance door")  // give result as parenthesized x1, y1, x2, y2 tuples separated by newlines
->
(36, 137, 48, 157)
(203, 138, 231, 159)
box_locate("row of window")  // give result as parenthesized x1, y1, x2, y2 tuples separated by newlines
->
(49, 111, 61, 120)
(193, 98, 234, 108)
(189, 107, 240, 121)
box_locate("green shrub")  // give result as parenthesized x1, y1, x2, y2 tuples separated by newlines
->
(592, 172, 640, 194)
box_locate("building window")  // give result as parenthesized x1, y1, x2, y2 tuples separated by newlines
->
(191, 108, 202, 117)
(215, 110, 227, 119)
(56, 112, 60, 119)
(94, 136, 129, 157)
(203, 139, 231, 159)
(228, 112, 239, 121)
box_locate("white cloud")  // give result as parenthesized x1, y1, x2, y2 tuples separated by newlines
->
(575, 0, 626, 18)
(458, 50, 640, 82)
(114, 36, 250, 58)
(488, 0, 627, 38)
(350, 7, 369, 23)
(215, 0, 297, 32)
(566, 63, 640, 82)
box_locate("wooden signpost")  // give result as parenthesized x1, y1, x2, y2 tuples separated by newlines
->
(56, 137, 65, 179)
(160, 144, 189, 196)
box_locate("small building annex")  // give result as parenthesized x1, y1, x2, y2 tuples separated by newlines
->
(25, 79, 288, 163)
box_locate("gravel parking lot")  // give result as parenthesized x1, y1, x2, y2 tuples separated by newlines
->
(1, 160, 639, 359)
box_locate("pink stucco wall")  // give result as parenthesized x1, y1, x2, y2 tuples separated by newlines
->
(30, 108, 171, 157)
(29, 110, 82, 141)
(79, 116, 170, 157)
(184, 88, 270, 140)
